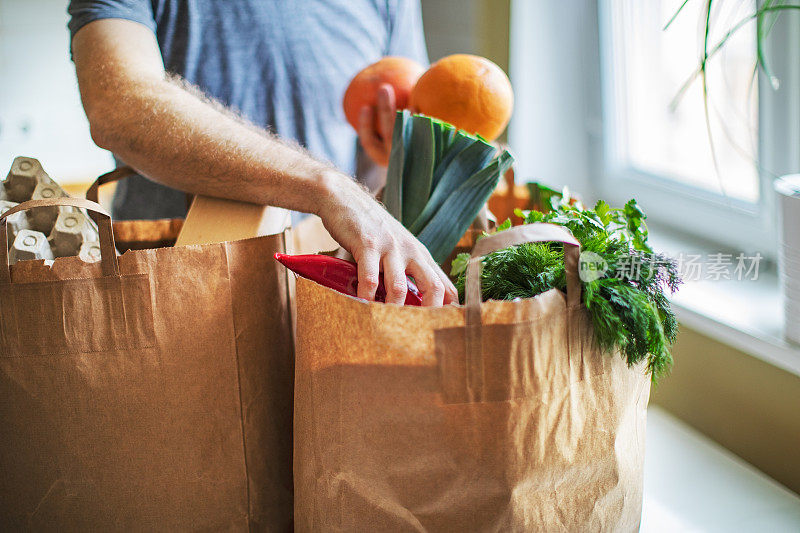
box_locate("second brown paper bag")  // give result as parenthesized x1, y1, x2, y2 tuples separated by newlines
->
(292, 223, 650, 532)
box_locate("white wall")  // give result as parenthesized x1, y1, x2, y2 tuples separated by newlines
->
(0, 0, 113, 184)
(508, 0, 598, 194)
(421, 0, 480, 61)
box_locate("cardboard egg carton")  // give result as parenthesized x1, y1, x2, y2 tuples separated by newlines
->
(79, 241, 102, 263)
(50, 209, 99, 258)
(10, 229, 54, 262)
(2, 156, 100, 265)
(0, 200, 30, 246)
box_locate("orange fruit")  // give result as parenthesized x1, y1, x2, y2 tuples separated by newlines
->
(410, 54, 513, 140)
(343, 56, 425, 131)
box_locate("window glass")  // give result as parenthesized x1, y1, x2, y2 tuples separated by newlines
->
(606, 0, 759, 202)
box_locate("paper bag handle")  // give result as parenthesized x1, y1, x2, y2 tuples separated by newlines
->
(87, 166, 194, 212)
(465, 223, 581, 327)
(459, 223, 580, 402)
(0, 197, 119, 283)
(86, 166, 138, 203)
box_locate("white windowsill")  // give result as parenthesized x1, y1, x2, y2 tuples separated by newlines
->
(642, 406, 800, 531)
(648, 226, 800, 378)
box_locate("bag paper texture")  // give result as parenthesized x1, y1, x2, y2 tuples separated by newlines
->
(293, 224, 650, 532)
(0, 186, 295, 530)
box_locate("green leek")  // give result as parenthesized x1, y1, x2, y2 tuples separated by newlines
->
(384, 110, 513, 263)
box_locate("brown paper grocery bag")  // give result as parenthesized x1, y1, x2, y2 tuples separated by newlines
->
(0, 193, 294, 530)
(293, 223, 650, 532)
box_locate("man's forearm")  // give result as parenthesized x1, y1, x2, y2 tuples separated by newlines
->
(82, 71, 353, 216)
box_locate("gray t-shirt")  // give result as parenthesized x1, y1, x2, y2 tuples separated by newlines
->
(68, 0, 427, 220)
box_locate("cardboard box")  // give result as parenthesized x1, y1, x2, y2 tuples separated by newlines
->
(175, 195, 290, 246)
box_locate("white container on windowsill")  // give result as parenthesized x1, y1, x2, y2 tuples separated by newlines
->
(775, 175, 800, 344)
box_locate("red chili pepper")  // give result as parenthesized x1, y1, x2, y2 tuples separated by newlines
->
(274, 253, 423, 306)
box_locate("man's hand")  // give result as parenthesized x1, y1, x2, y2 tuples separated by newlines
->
(357, 84, 396, 167)
(318, 175, 457, 306)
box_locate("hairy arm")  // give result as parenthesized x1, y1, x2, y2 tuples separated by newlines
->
(74, 18, 337, 212)
(72, 18, 456, 305)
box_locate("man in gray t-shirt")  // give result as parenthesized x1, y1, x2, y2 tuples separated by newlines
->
(68, 0, 426, 220)
(69, 0, 456, 306)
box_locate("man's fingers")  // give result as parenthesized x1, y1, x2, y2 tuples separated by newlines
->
(358, 106, 389, 166)
(426, 258, 458, 304)
(382, 252, 408, 305)
(376, 83, 396, 146)
(407, 259, 445, 307)
(356, 248, 381, 301)
(358, 106, 379, 145)
(438, 268, 459, 304)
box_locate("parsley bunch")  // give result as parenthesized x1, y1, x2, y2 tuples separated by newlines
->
(451, 197, 681, 380)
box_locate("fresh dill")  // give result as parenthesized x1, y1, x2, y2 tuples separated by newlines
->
(452, 197, 681, 381)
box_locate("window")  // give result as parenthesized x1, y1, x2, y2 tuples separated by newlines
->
(604, 0, 759, 202)
(0, 0, 112, 184)
(509, 0, 800, 254)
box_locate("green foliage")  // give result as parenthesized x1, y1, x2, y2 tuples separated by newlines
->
(384, 110, 514, 263)
(525, 182, 565, 211)
(452, 198, 682, 381)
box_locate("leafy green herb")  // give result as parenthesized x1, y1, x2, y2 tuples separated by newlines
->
(384, 110, 514, 263)
(452, 199, 681, 381)
(526, 182, 567, 212)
